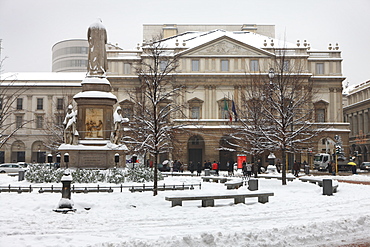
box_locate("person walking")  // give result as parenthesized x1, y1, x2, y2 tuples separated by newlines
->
(242, 161, 247, 178)
(212, 161, 219, 176)
(246, 162, 252, 178)
(293, 160, 300, 177)
(197, 162, 202, 176)
(228, 161, 234, 176)
(189, 161, 194, 174)
(252, 162, 258, 178)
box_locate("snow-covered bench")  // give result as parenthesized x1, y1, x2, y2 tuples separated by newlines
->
(165, 191, 274, 207)
(225, 179, 244, 189)
(201, 176, 231, 183)
(258, 174, 295, 182)
(299, 177, 338, 193)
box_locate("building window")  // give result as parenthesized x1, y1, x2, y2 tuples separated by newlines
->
(124, 63, 131, 74)
(57, 98, 64, 110)
(283, 60, 290, 72)
(316, 63, 324, 75)
(192, 60, 199, 71)
(16, 115, 23, 128)
(190, 106, 200, 119)
(159, 60, 168, 71)
(188, 98, 203, 119)
(316, 109, 325, 122)
(0, 98, 2, 110)
(122, 107, 133, 119)
(16, 98, 23, 110)
(221, 60, 229, 71)
(250, 60, 259, 72)
(37, 98, 43, 110)
(55, 114, 64, 126)
(36, 115, 43, 129)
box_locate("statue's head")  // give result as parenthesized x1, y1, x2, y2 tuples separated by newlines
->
(67, 104, 73, 113)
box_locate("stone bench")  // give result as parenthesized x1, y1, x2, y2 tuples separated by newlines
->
(225, 180, 243, 189)
(258, 174, 295, 182)
(201, 176, 231, 183)
(165, 191, 274, 207)
(299, 177, 338, 193)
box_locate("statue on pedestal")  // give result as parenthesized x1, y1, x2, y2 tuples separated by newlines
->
(110, 106, 128, 144)
(87, 18, 108, 77)
(63, 105, 78, 145)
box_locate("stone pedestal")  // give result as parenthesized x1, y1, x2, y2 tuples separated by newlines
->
(59, 141, 126, 169)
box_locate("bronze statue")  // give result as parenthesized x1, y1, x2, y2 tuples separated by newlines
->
(87, 18, 108, 77)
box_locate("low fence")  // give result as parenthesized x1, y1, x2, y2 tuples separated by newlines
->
(0, 183, 202, 194)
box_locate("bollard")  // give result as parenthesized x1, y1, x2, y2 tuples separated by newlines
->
(323, 179, 333, 196)
(18, 170, 25, 181)
(248, 178, 258, 191)
(204, 169, 210, 176)
(54, 169, 76, 213)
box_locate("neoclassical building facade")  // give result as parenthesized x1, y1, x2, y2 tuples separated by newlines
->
(344, 80, 370, 163)
(0, 24, 349, 167)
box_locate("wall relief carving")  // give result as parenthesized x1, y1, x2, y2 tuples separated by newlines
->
(194, 41, 261, 56)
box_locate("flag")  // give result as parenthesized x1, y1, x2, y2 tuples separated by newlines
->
(232, 100, 238, 121)
(224, 98, 232, 122)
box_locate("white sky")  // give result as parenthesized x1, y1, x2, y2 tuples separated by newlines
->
(1, 0, 369, 86)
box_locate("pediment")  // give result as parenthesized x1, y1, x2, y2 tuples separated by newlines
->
(184, 36, 271, 57)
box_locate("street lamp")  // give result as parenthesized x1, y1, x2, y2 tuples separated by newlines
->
(47, 154, 53, 169)
(115, 153, 119, 167)
(268, 68, 275, 85)
(56, 153, 61, 168)
(64, 153, 69, 169)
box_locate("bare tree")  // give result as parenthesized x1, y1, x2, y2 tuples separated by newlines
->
(124, 36, 185, 196)
(261, 52, 319, 185)
(0, 60, 30, 149)
(228, 75, 273, 173)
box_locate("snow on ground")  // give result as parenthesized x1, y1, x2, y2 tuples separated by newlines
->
(1, 171, 370, 247)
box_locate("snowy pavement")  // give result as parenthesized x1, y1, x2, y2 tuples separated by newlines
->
(1, 172, 370, 247)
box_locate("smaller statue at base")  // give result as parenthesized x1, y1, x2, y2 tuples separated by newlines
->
(110, 106, 128, 145)
(63, 105, 78, 145)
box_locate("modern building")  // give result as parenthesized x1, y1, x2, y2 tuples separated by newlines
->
(343, 80, 370, 163)
(52, 39, 88, 72)
(0, 23, 349, 167)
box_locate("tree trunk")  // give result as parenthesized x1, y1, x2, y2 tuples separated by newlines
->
(153, 152, 158, 196)
(281, 149, 287, 185)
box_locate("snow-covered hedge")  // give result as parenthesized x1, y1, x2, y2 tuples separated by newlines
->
(25, 164, 162, 184)
(125, 163, 163, 183)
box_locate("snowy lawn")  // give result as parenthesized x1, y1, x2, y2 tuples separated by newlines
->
(1, 172, 370, 247)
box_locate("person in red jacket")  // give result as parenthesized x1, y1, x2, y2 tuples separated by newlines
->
(212, 161, 219, 175)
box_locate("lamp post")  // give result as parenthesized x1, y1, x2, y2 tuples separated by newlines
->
(47, 154, 53, 169)
(56, 154, 61, 169)
(115, 153, 119, 167)
(64, 153, 69, 169)
(268, 68, 275, 85)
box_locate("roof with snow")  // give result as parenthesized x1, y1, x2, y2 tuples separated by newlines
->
(149, 29, 297, 51)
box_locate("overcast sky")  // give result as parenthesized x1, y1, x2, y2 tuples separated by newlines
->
(1, 0, 369, 86)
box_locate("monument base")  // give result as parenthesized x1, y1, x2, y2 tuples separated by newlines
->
(58, 140, 127, 169)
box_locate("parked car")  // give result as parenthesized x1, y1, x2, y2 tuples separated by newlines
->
(0, 164, 24, 173)
(360, 162, 370, 171)
(17, 162, 29, 168)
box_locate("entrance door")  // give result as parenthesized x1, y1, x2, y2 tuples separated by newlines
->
(17, 151, 25, 162)
(188, 149, 202, 167)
